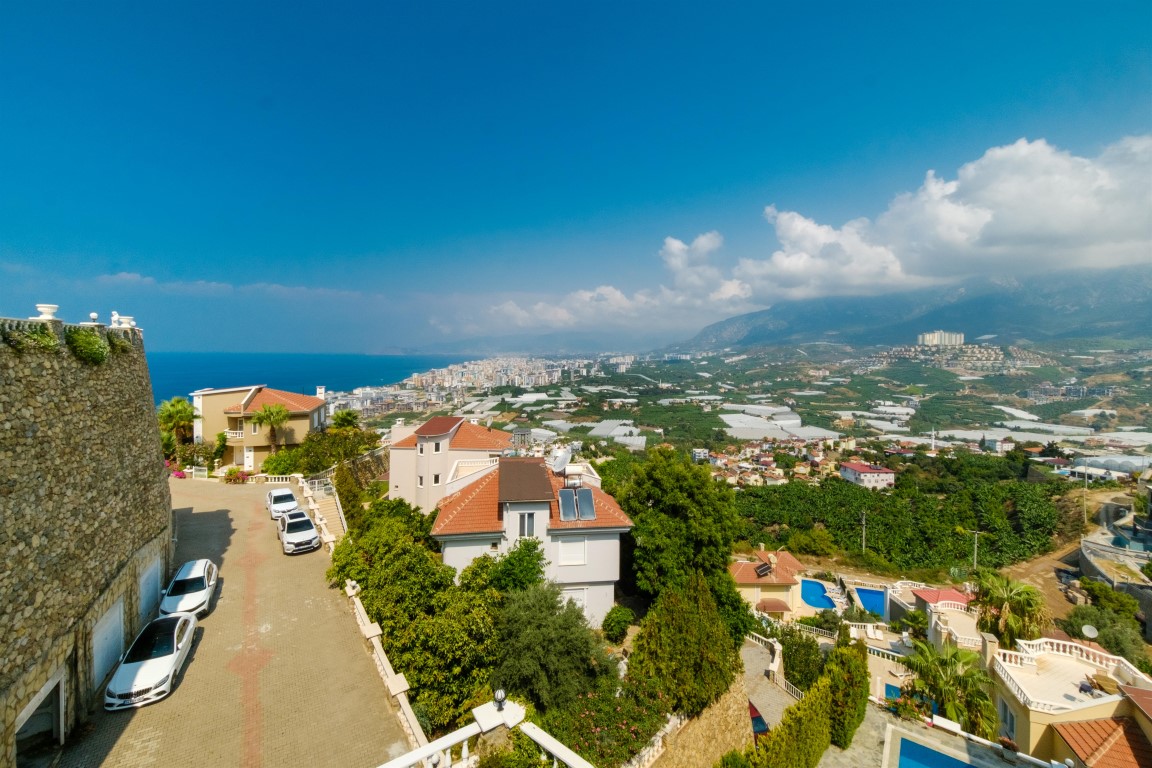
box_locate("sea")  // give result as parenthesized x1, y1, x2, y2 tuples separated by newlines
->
(145, 352, 477, 405)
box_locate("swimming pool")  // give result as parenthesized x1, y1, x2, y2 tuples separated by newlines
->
(856, 587, 887, 619)
(898, 738, 973, 768)
(800, 579, 836, 609)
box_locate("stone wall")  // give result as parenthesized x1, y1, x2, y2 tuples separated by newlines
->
(652, 677, 753, 768)
(0, 316, 172, 766)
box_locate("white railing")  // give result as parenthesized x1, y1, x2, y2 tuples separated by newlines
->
(620, 714, 687, 768)
(867, 645, 905, 663)
(935, 601, 976, 615)
(225, 429, 244, 439)
(845, 578, 890, 590)
(748, 632, 774, 651)
(781, 678, 805, 701)
(791, 622, 837, 639)
(263, 474, 295, 484)
(1014, 638, 1150, 684)
(993, 657, 1072, 713)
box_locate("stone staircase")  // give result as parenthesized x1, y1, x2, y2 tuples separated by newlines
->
(313, 494, 346, 539)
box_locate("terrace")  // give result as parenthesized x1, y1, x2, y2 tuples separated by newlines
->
(994, 638, 1152, 714)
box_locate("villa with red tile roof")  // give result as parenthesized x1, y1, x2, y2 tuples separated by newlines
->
(729, 549, 806, 619)
(389, 416, 514, 513)
(191, 385, 327, 471)
(839, 461, 896, 489)
(430, 456, 632, 625)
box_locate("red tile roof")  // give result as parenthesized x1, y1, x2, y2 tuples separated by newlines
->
(431, 458, 631, 537)
(729, 549, 804, 586)
(1053, 717, 1152, 768)
(912, 588, 970, 605)
(222, 387, 325, 414)
(416, 416, 465, 436)
(392, 418, 513, 451)
(1120, 685, 1152, 723)
(840, 461, 894, 474)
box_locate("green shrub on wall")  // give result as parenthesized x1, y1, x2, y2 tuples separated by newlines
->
(601, 605, 634, 644)
(107, 331, 135, 354)
(64, 327, 110, 364)
(825, 642, 870, 749)
(2, 323, 59, 353)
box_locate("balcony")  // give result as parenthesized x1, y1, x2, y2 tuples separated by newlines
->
(225, 430, 245, 441)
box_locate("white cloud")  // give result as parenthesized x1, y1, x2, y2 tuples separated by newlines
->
(445, 135, 1152, 336)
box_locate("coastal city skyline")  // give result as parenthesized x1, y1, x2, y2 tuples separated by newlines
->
(1, 3, 1149, 353)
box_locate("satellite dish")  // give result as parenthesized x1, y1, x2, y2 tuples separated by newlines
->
(551, 448, 571, 475)
(1082, 625, 1099, 640)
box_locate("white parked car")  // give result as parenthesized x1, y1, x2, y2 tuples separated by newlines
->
(159, 559, 218, 617)
(266, 488, 299, 519)
(104, 613, 197, 711)
(277, 510, 321, 554)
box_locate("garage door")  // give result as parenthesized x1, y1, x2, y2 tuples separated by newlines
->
(92, 599, 124, 690)
(138, 558, 162, 624)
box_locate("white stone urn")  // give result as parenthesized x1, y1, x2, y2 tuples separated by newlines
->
(34, 304, 59, 320)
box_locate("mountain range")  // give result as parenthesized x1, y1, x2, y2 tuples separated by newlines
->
(677, 268, 1152, 351)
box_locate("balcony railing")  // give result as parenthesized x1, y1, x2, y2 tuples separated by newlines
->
(225, 430, 244, 440)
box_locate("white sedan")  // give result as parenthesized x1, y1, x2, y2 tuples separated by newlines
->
(104, 613, 197, 710)
(159, 559, 218, 617)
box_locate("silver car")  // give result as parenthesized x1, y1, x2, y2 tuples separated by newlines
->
(266, 488, 299, 520)
(277, 511, 321, 554)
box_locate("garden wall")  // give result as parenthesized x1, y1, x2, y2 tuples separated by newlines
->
(0, 314, 172, 767)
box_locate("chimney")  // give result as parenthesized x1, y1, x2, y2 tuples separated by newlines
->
(316, 385, 326, 398)
(980, 632, 999, 670)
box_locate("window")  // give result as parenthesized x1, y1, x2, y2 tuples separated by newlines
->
(433, 474, 441, 485)
(251, 423, 259, 435)
(558, 537, 587, 566)
(490, 541, 499, 552)
(518, 513, 535, 538)
(562, 588, 587, 612)
(434, 441, 442, 453)
(998, 698, 1016, 740)
(418, 443, 424, 455)
(418, 475, 424, 488)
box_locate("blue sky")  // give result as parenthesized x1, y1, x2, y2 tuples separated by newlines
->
(1, 2, 1149, 352)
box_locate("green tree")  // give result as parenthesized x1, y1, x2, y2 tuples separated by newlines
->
(622, 447, 739, 595)
(750, 676, 832, 768)
(901, 640, 996, 738)
(250, 403, 292, 452)
(972, 571, 1051, 649)
(601, 605, 634, 644)
(157, 397, 198, 445)
(771, 624, 825, 692)
(490, 582, 617, 712)
(489, 538, 547, 593)
(333, 464, 365, 532)
(825, 642, 870, 749)
(894, 609, 929, 641)
(1080, 578, 1141, 616)
(629, 572, 739, 716)
(332, 409, 360, 429)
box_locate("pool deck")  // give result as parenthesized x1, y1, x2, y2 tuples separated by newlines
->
(878, 723, 1005, 768)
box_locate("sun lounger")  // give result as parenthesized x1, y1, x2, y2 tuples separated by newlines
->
(902, 631, 913, 648)
(868, 624, 881, 640)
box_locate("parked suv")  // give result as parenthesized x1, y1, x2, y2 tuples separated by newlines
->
(277, 510, 321, 554)
(266, 488, 299, 520)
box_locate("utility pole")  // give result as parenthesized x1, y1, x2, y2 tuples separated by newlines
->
(862, 509, 867, 554)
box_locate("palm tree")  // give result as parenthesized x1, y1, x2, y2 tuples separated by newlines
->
(902, 640, 996, 738)
(157, 397, 198, 445)
(331, 409, 359, 429)
(972, 571, 1050, 649)
(250, 403, 291, 452)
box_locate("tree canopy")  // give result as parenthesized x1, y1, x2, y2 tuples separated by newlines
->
(157, 397, 198, 445)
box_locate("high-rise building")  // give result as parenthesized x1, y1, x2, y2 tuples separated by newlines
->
(917, 330, 965, 346)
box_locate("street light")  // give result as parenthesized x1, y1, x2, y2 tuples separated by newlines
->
(957, 527, 988, 571)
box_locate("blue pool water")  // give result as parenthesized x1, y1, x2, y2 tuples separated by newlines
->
(857, 587, 887, 619)
(898, 739, 973, 768)
(885, 683, 901, 700)
(800, 580, 836, 609)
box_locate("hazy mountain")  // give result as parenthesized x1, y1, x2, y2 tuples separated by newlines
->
(679, 268, 1152, 351)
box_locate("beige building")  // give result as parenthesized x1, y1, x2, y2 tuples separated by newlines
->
(389, 416, 513, 513)
(190, 385, 327, 471)
(730, 549, 806, 619)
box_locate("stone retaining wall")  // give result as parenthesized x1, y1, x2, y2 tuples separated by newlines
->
(651, 677, 753, 768)
(0, 317, 172, 767)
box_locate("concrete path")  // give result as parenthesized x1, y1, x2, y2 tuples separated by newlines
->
(740, 642, 798, 728)
(55, 479, 409, 768)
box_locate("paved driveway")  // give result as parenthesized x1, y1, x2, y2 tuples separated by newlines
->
(57, 480, 410, 768)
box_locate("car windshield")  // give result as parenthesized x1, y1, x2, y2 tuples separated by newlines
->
(285, 519, 315, 534)
(167, 576, 206, 596)
(272, 493, 294, 504)
(124, 618, 179, 663)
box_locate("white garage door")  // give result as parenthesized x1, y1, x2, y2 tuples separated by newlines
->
(138, 559, 162, 624)
(92, 599, 124, 690)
